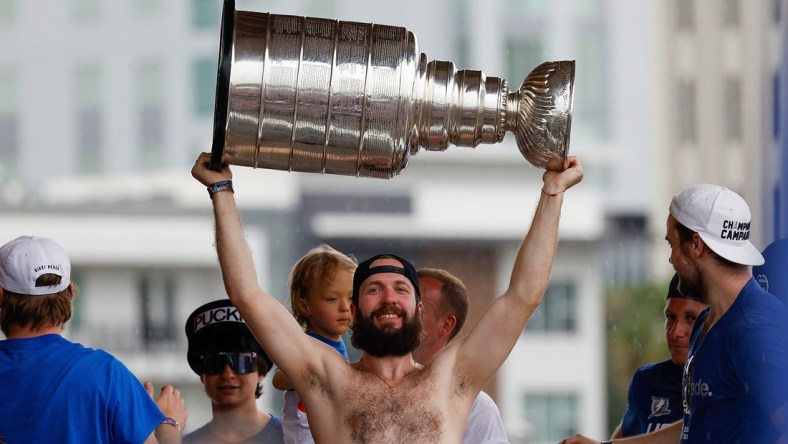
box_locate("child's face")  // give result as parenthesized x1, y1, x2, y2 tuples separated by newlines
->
(301, 268, 354, 340)
(200, 360, 263, 408)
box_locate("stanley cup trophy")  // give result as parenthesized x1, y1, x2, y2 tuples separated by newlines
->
(210, 0, 575, 178)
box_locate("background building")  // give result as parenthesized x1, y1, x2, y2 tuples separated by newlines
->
(3, 0, 786, 442)
(648, 0, 784, 278)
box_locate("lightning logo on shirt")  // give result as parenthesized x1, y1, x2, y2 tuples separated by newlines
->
(648, 397, 672, 419)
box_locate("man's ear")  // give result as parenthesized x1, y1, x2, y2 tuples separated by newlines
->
(690, 233, 707, 258)
(442, 314, 457, 338)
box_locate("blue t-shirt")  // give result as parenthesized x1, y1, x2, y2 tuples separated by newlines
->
(0, 334, 164, 444)
(680, 279, 788, 443)
(183, 414, 284, 443)
(306, 332, 348, 359)
(620, 359, 683, 436)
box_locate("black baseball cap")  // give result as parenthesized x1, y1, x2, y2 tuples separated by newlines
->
(666, 273, 703, 302)
(352, 253, 420, 305)
(185, 299, 271, 375)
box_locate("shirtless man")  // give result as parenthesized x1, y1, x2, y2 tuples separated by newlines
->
(192, 152, 583, 443)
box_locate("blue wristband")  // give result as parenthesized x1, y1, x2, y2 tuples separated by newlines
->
(208, 180, 234, 198)
(160, 417, 182, 432)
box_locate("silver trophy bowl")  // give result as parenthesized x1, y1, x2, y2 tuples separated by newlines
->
(210, 0, 574, 178)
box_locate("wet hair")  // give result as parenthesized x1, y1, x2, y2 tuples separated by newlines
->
(417, 268, 469, 342)
(288, 244, 357, 330)
(0, 274, 73, 336)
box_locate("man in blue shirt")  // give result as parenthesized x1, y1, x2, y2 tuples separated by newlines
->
(0, 236, 187, 444)
(562, 184, 788, 444)
(611, 274, 706, 438)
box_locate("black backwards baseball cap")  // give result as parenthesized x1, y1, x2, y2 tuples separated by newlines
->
(352, 253, 420, 305)
(185, 299, 272, 375)
(666, 273, 703, 303)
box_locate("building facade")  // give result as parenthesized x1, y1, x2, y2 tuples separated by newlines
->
(0, 0, 691, 441)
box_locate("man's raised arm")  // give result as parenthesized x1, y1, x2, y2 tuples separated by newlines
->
(453, 156, 584, 389)
(191, 152, 339, 389)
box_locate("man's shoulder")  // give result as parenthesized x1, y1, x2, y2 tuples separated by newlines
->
(722, 282, 788, 347)
(631, 360, 681, 386)
(632, 360, 662, 377)
(637, 359, 678, 372)
(4, 335, 117, 364)
(737, 280, 788, 323)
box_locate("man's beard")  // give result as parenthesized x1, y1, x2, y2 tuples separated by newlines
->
(677, 260, 708, 304)
(350, 305, 422, 357)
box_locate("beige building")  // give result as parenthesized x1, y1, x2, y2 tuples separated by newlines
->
(647, 0, 784, 277)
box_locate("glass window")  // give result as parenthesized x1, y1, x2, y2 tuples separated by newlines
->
(506, 37, 545, 89)
(137, 61, 164, 104)
(0, 68, 17, 178)
(75, 65, 101, 106)
(136, 61, 165, 168)
(0, 114, 17, 176)
(72, 0, 101, 24)
(135, 0, 161, 15)
(773, 72, 780, 140)
(676, 0, 694, 31)
(724, 77, 742, 141)
(525, 281, 577, 333)
(74, 66, 103, 173)
(677, 79, 697, 144)
(76, 108, 102, 173)
(722, 0, 740, 27)
(0, 0, 15, 25)
(139, 271, 177, 350)
(192, 0, 220, 29)
(192, 57, 217, 116)
(524, 392, 579, 444)
(574, 35, 606, 141)
(139, 105, 164, 167)
(0, 68, 18, 108)
(570, 0, 598, 17)
(506, 0, 550, 16)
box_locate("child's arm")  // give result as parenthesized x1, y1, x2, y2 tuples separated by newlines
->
(272, 368, 294, 390)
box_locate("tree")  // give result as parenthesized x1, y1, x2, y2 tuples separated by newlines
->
(605, 277, 673, 433)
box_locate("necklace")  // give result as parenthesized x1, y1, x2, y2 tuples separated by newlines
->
(360, 362, 418, 395)
(703, 312, 715, 333)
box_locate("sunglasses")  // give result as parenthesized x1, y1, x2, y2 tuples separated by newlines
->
(200, 352, 258, 375)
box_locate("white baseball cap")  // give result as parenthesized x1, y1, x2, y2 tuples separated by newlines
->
(669, 184, 764, 266)
(0, 236, 71, 295)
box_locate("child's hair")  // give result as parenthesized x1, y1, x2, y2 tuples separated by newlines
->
(288, 244, 357, 330)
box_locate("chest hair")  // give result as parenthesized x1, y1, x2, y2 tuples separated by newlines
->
(343, 370, 446, 443)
